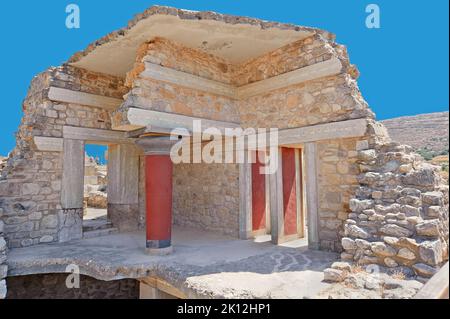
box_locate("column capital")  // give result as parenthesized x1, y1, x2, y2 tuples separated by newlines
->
(136, 136, 179, 156)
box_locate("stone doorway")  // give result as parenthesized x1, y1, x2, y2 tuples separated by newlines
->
(82, 144, 117, 238)
(241, 147, 308, 247)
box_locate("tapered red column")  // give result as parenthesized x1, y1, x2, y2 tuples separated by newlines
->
(136, 137, 178, 255)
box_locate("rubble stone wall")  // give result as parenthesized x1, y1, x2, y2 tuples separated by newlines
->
(6, 274, 139, 299)
(0, 207, 7, 298)
(173, 163, 240, 237)
(341, 141, 449, 278)
(0, 66, 126, 248)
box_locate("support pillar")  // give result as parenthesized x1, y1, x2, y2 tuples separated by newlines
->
(270, 146, 303, 244)
(136, 137, 178, 255)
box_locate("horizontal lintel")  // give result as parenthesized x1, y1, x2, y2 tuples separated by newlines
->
(63, 126, 136, 145)
(48, 87, 123, 111)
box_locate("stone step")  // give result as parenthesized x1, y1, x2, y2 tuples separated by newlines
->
(83, 218, 113, 232)
(83, 227, 118, 239)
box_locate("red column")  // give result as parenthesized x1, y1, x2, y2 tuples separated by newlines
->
(137, 136, 177, 255)
(145, 155, 173, 253)
(252, 151, 266, 232)
(282, 148, 297, 236)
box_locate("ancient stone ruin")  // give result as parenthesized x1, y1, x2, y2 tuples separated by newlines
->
(0, 6, 447, 299)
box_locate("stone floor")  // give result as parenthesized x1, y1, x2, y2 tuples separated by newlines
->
(6, 227, 338, 299)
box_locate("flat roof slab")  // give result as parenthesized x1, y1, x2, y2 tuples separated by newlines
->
(69, 6, 328, 77)
(7, 227, 338, 299)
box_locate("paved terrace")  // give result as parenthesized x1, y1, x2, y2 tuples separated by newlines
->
(7, 227, 338, 299)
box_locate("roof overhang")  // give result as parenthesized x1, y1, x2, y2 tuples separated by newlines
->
(69, 6, 328, 77)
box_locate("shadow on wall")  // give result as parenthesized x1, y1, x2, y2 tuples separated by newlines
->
(6, 274, 139, 299)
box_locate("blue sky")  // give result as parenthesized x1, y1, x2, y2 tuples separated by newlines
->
(0, 0, 448, 159)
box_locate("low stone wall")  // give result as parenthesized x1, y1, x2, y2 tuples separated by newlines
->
(341, 142, 449, 278)
(6, 274, 139, 299)
(0, 207, 7, 298)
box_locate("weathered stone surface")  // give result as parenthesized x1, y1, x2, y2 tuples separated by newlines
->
(421, 191, 443, 206)
(418, 240, 443, 266)
(0, 264, 7, 279)
(0, 238, 6, 252)
(0, 280, 6, 299)
(41, 215, 58, 229)
(383, 236, 400, 246)
(371, 242, 396, 257)
(345, 225, 370, 239)
(397, 248, 416, 261)
(323, 268, 347, 282)
(341, 237, 357, 250)
(384, 257, 398, 268)
(331, 262, 352, 272)
(380, 224, 413, 237)
(349, 199, 374, 213)
(412, 263, 438, 278)
(402, 166, 437, 187)
(416, 220, 440, 237)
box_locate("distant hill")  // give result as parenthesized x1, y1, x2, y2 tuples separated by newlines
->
(381, 111, 449, 160)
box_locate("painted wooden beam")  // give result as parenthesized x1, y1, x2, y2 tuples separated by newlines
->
(142, 63, 236, 99)
(48, 87, 123, 111)
(237, 58, 343, 99)
(122, 108, 241, 136)
(139, 59, 342, 100)
(268, 118, 368, 147)
(229, 118, 369, 153)
(63, 126, 136, 145)
(33, 136, 63, 152)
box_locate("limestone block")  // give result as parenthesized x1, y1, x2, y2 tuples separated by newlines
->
(384, 258, 398, 268)
(331, 262, 352, 272)
(323, 268, 347, 282)
(421, 191, 443, 206)
(0, 264, 7, 279)
(397, 248, 416, 261)
(345, 224, 370, 239)
(371, 242, 396, 257)
(349, 199, 374, 213)
(412, 263, 438, 278)
(0, 280, 6, 299)
(41, 215, 58, 229)
(380, 224, 413, 237)
(416, 220, 440, 237)
(341, 237, 357, 250)
(419, 240, 443, 266)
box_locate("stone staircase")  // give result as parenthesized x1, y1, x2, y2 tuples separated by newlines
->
(83, 217, 118, 239)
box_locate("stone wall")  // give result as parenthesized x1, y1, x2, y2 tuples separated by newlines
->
(173, 163, 239, 237)
(6, 274, 139, 299)
(316, 138, 361, 251)
(0, 207, 7, 298)
(0, 65, 126, 248)
(341, 141, 449, 278)
(122, 38, 240, 123)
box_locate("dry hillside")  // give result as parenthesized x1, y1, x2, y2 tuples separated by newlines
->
(381, 111, 449, 158)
